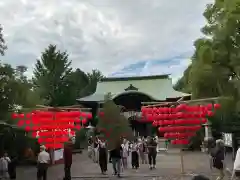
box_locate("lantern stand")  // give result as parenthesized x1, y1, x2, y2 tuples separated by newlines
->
(180, 148, 185, 175)
(202, 122, 212, 153)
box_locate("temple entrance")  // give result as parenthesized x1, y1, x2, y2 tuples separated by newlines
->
(113, 91, 154, 136)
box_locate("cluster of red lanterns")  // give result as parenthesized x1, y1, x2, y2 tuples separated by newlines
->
(12, 110, 92, 149)
(141, 103, 220, 145)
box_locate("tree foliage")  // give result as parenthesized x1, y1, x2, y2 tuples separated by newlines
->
(0, 25, 103, 122)
(97, 99, 133, 150)
(175, 0, 240, 130)
(32, 45, 104, 106)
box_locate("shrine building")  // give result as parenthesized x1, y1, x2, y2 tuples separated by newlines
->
(77, 74, 190, 136)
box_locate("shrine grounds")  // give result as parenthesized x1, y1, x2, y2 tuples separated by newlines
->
(17, 149, 234, 180)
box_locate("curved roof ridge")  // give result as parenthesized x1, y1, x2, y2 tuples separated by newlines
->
(101, 74, 170, 82)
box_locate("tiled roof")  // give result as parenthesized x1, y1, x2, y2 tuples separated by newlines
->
(77, 75, 190, 102)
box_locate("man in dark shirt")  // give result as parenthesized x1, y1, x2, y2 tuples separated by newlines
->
(63, 140, 73, 180)
(147, 137, 157, 169)
(110, 144, 122, 177)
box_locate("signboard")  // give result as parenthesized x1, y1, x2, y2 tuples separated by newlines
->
(54, 148, 63, 161)
(122, 111, 141, 119)
(222, 133, 233, 147)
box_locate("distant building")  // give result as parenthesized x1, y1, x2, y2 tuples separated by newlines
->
(77, 74, 190, 136)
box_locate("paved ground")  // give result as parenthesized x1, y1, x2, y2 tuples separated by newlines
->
(16, 149, 234, 180)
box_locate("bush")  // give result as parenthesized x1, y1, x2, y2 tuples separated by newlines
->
(74, 128, 88, 149)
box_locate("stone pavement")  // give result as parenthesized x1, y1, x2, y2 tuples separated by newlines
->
(16, 149, 234, 180)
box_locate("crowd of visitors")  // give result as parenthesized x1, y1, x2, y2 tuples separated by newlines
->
(3, 135, 240, 180)
(87, 135, 158, 177)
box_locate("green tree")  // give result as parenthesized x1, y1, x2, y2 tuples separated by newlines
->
(33, 44, 103, 106)
(174, 0, 240, 132)
(97, 98, 133, 150)
(33, 45, 73, 106)
(79, 69, 104, 97)
(176, 0, 240, 99)
(64, 68, 89, 104)
(0, 64, 18, 119)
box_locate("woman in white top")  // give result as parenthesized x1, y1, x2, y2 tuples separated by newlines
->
(121, 139, 129, 169)
(0, 152, 11, 179)
(98, 138, 108, 174)
(232, 147, 240, 180)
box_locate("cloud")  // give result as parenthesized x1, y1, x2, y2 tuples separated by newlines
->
(110, 53, 192, 84)
(0, 0, 213, 80)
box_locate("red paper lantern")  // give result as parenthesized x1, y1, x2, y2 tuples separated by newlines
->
(201, 118, 207, 124)
(18, 113, 25, 118)
(75, 125, 81, 130)
(152, 121, 158, 127)
(207, 111, 214, 117)
(82, 119, 87, 125)
(158, 127, 166, 132)
(11, 113, 18, 119)
(152, 107, 157, 113)
(178, 104, 188, 111)
(164, 133, 168, 138)
(157, 121, 163, 126)
(148, 108, 153, 114)
(206, 104, 212, 110)
(17, 120, 25, 126)
(176, 112, 183, 118)
(214, 103, 221, 109)
(86, 113, 92, 119)
(25, 126, 31, 132)
(146, 114, 154, 122)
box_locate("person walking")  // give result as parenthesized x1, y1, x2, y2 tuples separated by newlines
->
(63, 140, 73, 180)
(0, 152, 11, 179)
(37, 145, 50, 180)
(93, 137, 99, 163)
(131, 139, 139, 169)
(8, 153, 17, 179)
(211, 139, 225, 180)
(98, 138, 108, 174)
(88, 136, 93, 159)
(121, 139, 129, 169)
(231, 146, 240, 180)
(147, 137, 157, 169)
(139, 139, 147, 164)
(110, 141, 123, 177)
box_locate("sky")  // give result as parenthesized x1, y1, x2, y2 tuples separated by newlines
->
(0, 0, 213, 83)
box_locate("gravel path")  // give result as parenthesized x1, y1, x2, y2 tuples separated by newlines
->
(16, 149, 234, 180)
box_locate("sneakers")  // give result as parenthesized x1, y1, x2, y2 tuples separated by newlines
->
(149, 165, 156, 170)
